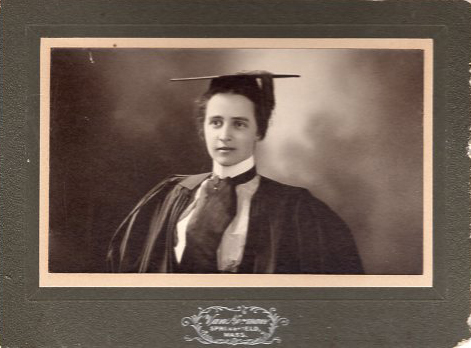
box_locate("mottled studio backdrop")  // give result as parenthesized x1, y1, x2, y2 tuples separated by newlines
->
(49, 48, 424, 274)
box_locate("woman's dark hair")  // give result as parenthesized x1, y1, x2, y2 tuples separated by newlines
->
(194, 76, 273, 140)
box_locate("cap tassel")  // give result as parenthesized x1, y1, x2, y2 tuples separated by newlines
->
(260, 74, 275, 119)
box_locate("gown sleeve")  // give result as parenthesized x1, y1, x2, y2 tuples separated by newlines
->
(106, 176, 184, 272)
(294, 189, 364, 274)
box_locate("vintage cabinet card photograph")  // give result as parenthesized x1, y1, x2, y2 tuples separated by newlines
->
(1, 1, 470, 347)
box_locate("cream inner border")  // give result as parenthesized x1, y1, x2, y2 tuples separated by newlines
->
(39, 38, 433, 287)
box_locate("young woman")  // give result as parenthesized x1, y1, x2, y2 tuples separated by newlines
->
(107, 71, 363, 274)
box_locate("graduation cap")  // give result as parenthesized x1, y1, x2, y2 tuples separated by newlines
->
(170, 71, 300, 82)
(171, 71, 300, 128)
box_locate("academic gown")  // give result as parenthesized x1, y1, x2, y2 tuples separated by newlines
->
(107, 173, 364, 274)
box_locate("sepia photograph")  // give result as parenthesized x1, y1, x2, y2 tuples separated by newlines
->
(3, 1, 470, 347)
(40, 38, 432, 286)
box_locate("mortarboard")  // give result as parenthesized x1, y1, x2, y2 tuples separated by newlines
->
(170, 71, 300, 82)
(170, 71, 300, 121)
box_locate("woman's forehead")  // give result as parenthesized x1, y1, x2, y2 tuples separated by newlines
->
(205, 93, 256, 117)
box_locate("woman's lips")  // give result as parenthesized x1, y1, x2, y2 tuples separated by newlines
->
(216, 147, 235, 153)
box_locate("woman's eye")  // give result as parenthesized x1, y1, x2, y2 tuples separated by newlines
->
(209, 119, 222, 127)
(234, 121, 247, 129)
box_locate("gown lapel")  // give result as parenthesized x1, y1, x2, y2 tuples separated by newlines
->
(161, 173, 211, 272)
(239, 177, 278, 273)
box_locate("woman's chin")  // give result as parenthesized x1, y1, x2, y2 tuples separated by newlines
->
(213, 156, 240, 167)
(215, 160, 237, 167)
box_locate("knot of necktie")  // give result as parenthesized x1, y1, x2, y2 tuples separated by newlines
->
(207, 175, 233, 192)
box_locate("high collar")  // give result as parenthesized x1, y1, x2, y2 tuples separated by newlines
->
(212, 156, 255, 178)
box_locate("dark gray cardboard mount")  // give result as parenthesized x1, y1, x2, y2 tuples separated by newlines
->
(1, 0, 470, 347)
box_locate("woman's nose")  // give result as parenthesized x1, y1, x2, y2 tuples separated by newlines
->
(218, 124, 232, 141)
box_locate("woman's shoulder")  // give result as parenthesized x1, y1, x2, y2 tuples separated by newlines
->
(149, 172, 211, 191)
(257, 176, 336, 212)
(258, 175, 312, 197)
(130, 172, 210, 214)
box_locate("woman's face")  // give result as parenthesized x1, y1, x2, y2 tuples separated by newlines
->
(204, 93, 260, 167)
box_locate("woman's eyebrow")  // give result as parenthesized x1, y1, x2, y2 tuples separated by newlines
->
(231, 117, 250, 122)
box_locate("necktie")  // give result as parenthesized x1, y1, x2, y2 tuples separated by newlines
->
(179, 167, 257, 273)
